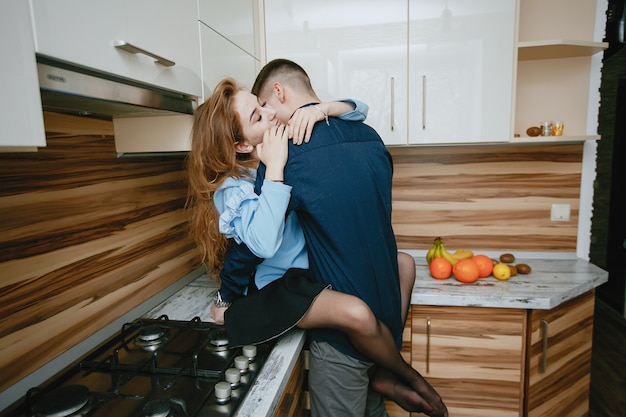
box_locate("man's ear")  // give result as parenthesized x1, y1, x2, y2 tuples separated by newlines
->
(272, 82, 286, 104)
(234, 140, 254, 154)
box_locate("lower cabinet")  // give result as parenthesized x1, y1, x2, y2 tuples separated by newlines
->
(386, 291, 595, 417)
(274, 351, 307, 417)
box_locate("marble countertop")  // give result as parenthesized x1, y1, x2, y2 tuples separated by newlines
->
(410, 257, 608, 309)
(144, 255, 607, 416)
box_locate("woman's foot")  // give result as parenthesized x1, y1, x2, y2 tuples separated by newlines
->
(370, 367, 436, 414)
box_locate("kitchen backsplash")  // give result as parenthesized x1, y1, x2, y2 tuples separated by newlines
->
(0, 113, 200, 393)
(0, 113, 581, 393)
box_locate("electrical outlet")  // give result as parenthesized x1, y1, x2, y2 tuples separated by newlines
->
(551, 204, 570, 221)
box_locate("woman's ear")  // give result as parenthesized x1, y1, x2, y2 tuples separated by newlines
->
(234, 140, 254, 154)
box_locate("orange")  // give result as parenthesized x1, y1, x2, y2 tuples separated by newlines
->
(472, 254, 494, 278)
(492, 263, 512, 280)
(429, 257, 452, 279)
(452, 259, 480, 283)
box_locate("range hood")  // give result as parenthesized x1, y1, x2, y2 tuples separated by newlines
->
(37, 55, 197, 154)
(37, 55, 197, 118)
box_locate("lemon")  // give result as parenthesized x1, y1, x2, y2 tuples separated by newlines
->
(492, 263, 512, 280)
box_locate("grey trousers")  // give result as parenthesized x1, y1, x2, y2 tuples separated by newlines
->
(309, 340, 389, 417)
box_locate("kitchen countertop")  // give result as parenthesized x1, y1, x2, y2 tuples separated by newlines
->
(144, 255, 608, 416)
(410, 257, 608, 309)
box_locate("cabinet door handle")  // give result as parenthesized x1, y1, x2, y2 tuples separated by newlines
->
(426, 317, 431, 373)
(390, 77, 395, 132)
(114, 40, 175, 67)
(422, 75, 426, 130)
(539, 319, 548, 373)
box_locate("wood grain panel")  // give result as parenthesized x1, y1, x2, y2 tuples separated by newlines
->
(0, 113, 200, 392)
(526, 291, 595, 417)
(410, 306, 526, 417)
(389, 144, 582, 252)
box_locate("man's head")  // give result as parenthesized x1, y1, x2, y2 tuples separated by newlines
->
(252, 59, 319, 124)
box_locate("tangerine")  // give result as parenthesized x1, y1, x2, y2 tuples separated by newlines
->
(452, 259, 480, 283)
(429, 257, 452, 279)
(472, 254, 494, 278)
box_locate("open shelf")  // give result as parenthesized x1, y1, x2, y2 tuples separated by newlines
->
(518, 40, 608, 60)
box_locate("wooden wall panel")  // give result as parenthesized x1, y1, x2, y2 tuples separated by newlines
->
(389, 144, 583, 252)
(0, 113, 200, 392)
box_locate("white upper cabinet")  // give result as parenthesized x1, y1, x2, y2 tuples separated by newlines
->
(264, 0, 408, 145)
(264, 0, 515, 145)
(408, 0, 516, 144)
(198, 0, 259, 59)
(0, 0, 46, 149)
(30, 0, 202, 97)
(198, 0, 260, 100)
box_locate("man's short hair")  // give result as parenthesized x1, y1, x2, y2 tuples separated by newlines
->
(252, 59, 314, 97)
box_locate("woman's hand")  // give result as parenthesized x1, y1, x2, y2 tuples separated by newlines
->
(210, 304, 228, 325)
(288, 104, 329, 145)
(257, 124, 289, 182)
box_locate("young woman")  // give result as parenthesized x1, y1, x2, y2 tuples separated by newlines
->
(187, 78, 442, 415)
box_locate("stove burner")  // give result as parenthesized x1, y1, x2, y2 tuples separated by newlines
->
(208, 336, 229, 352)
(143, 399, 172, 417)
(135, 325, 167, 351)
(31, 385, 91, 417)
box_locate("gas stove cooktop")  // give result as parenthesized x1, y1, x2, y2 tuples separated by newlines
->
(4, 316, 276, 417)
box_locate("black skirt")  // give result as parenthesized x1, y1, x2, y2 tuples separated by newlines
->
(224, 268, 329, 347)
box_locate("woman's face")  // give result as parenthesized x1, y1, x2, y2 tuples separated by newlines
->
(233, 90, 279, 147)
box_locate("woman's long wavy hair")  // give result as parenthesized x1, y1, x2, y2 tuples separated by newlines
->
(186, 78, 259, 276)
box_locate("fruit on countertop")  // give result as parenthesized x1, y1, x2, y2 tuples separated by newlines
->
(499, 253, 516, 263)
(516, 264, 532, 274)
(472, 254, 494, 278)
(508, 265, 518, 277)
(452, 259, 480, 283)
(451, 248, 474, 261)
(425, 237, 459, 266)
(429, 257, 452, 280)
(492, 263, 512, 280)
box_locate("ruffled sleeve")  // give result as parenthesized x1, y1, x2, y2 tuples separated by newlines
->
(216, 177, 292, 259)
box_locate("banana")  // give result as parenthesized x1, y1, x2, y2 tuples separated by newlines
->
(451, 248, 474, 261)
(438, 241, 458, 265)
(425, 245, 436, 264)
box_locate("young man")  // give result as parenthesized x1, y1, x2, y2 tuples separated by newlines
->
(251, 59, 447, 417)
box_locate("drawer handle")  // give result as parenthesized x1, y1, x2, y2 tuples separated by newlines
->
(114, 40, 175, 67)
(426, 317, 431, 373)
(539, 319, 548, 373)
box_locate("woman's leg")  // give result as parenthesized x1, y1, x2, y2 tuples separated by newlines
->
(397, 251, 416, 324)
(298, 289, 445, 415)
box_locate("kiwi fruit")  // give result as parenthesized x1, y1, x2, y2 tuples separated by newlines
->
(499, 253, 516, 263)
(508, 265, 518, 276)
(516, 264, 532, 274)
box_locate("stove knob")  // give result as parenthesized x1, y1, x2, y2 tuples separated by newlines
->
(214, 381, 232, 404)
(243, 345, 257, 361)
(234, 355, 249, 374)
(225, 368, 241, 388)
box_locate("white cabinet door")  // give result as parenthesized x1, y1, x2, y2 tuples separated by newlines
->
(264, 0, 408, 145)
(31, 0, 129, 77)
(0, 0, 46, 148)
(200, 24, 259, 100)
(198, 0, 259, 59)
(31, 0, 202, 97)
(125, 0, 202, 97)
(408, 0, 516, 144)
